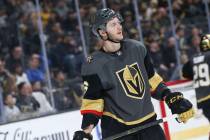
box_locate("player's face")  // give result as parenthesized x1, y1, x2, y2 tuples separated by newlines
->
(106, 17, 123, 42)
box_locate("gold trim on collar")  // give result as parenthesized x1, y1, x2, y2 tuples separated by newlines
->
(149, 72, 163, 91)
(103, 111, 156, 125)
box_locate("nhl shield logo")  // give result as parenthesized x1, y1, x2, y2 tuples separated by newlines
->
(116, 62, 145, 99)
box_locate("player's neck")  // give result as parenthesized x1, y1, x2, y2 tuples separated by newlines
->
(102, 41, 121, 53)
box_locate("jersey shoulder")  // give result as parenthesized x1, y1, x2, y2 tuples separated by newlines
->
(204, 51, 210, 59)
(203, 52, 210, 64)
(193, 52, 210, 64)
(123, 39, 147, 57)
(81, 51, 108, 76)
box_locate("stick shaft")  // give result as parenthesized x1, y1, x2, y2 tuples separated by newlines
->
(104, 115, 177, 140)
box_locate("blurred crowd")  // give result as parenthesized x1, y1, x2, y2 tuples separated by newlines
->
(0, 0, 208, 123)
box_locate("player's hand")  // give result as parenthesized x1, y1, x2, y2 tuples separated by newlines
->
(165, 92, 195, 123)
(73, 130, 93, 140)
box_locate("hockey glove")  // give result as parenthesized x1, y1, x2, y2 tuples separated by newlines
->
(73, 130, 93, 140)
(165, 92, 194, 123)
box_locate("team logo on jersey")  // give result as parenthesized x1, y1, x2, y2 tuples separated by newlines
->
(116, 62, 145, 99)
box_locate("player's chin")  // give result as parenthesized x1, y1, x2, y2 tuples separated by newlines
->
(116, 35, 124, 41)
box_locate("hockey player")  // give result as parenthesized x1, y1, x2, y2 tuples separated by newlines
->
(182, 34, 210, 140)
(73, 8, 194, 140)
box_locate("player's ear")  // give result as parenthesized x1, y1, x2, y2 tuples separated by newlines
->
(98, 29, 108, 40)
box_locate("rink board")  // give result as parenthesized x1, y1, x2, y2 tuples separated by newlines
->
(0, 80, 208, 140)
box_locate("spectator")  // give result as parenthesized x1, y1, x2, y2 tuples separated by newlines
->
(187, 35, 201, 58)
(3, 94, 20, 121)
(54, 0, 69, 18)
(148, 41, 168, 80)
(163, 37, 177, 79)
(40, 4, 51, 27)
(0, 57, 16, 94)
(182, 0, 204, 19)
(176, 25, 187, 53)
(61, 9, 78, 32)
(0, 7, 7, 28)
(152, 7, 170, 30)
(26, 54, 45, 83)
(50, 33, 84, 78)
(48, 22, 64, 44)
(19, 0, 35, 15)
(128, 28, 139, 40)
(122, 11, 135, 37)
(31, 81, 54, 114)
(186, 26, 201, 47)
(62, 34, 85, 78)
(16, 82, 40, 113)
(13, 62, 30, 86)
(5, 46, 25, 73)
(52, 70, 81, 111)
(172, 0, 184, 19)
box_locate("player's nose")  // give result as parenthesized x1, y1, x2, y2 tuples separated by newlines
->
(116, 23, 122, 31)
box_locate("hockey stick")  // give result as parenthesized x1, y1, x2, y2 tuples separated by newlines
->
(104, 114, 178, 140)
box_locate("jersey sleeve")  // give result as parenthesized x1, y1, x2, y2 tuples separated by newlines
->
(142, 45, 172, 100)
(80, 61, 105, 129)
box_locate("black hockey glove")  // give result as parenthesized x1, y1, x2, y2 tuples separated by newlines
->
(73, 130, 93, 140)
(165, 92, 194, 123)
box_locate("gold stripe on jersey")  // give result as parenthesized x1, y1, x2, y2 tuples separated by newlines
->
(149, 73, 163, 91)
(103, 111, 156, 125)
(197, 94, 210, 103)
(81, 99, 104, 112)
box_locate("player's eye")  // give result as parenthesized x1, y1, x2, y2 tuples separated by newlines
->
(110, 22, 121, 27)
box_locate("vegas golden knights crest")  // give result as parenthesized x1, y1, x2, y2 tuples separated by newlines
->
(116, 62, 145, 99)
